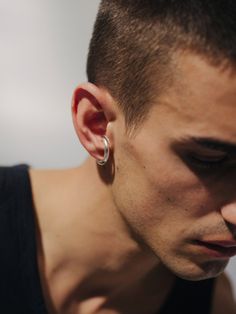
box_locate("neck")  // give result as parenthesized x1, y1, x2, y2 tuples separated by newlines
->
(31, 156, 174, 311)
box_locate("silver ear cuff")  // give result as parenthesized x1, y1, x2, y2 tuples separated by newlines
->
(96, 135, 110, 166)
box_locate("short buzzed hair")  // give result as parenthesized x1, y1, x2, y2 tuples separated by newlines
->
(87, 0, 236, 135)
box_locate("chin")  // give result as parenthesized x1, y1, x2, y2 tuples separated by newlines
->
(163, 255, 229, 281)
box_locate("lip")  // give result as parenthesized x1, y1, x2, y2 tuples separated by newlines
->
(203, 240, 236, 248)
(194, 240, 236, 258)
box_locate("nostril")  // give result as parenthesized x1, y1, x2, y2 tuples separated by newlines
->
(227, 223, 236, 239)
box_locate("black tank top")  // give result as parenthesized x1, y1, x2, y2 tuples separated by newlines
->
(159, 274, 215, 314)
(0, 164, 216, 314)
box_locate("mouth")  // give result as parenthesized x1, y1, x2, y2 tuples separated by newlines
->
(193, 240, 236, 259)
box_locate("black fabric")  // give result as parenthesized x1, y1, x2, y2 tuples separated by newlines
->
(0, 164, 216, 314)
(158, 275, 215, 314)
(0, 164, 47, 313)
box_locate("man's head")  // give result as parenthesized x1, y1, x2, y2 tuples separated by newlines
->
(72, 0, 236, 281)
(87, 0, 236, 135)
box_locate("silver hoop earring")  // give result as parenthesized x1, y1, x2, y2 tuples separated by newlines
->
(96, 135, 110, 166)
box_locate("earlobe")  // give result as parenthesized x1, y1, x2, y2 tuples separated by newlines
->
(71, 83, 114, 163)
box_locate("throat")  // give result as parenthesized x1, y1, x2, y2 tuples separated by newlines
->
(73, 266, 176, 314)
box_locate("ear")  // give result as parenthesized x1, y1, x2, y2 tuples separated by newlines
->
(71, 82, 117, 162)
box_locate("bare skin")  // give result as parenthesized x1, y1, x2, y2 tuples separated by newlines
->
(29, 52, 236, 313)
(30, 159, 175, 314)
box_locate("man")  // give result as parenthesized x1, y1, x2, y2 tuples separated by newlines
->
(2, 0, 236, 313)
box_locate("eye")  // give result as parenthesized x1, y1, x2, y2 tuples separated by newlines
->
(187, 153, 228, 169)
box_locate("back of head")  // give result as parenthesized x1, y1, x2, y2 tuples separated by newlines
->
(87, 0, 236, 134)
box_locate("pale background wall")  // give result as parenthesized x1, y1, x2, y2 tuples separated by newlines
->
(1, 0, 235, 298)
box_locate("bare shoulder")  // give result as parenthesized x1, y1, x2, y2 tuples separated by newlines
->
(211, 272, 236, 314)
(28, 167, 78, 206)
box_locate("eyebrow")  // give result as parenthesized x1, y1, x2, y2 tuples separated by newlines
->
(182, 136, 236, 155)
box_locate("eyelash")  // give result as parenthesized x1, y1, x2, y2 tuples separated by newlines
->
(187, 154, 228, 170)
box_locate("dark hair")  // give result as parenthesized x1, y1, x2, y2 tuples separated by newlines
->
(87, 0, 236, 135)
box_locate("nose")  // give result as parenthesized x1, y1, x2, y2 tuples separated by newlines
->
(221, 203, 236, 226)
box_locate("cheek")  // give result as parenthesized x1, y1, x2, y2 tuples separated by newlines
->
(112, 137, 212, 237)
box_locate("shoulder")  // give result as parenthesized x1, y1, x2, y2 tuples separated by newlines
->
(211, 272, 236, 314)
(28, 167, 78, 208)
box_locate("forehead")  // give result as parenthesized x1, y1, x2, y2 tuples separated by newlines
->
(151, 53, 236, 140)
(176, 53, 236, 101)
